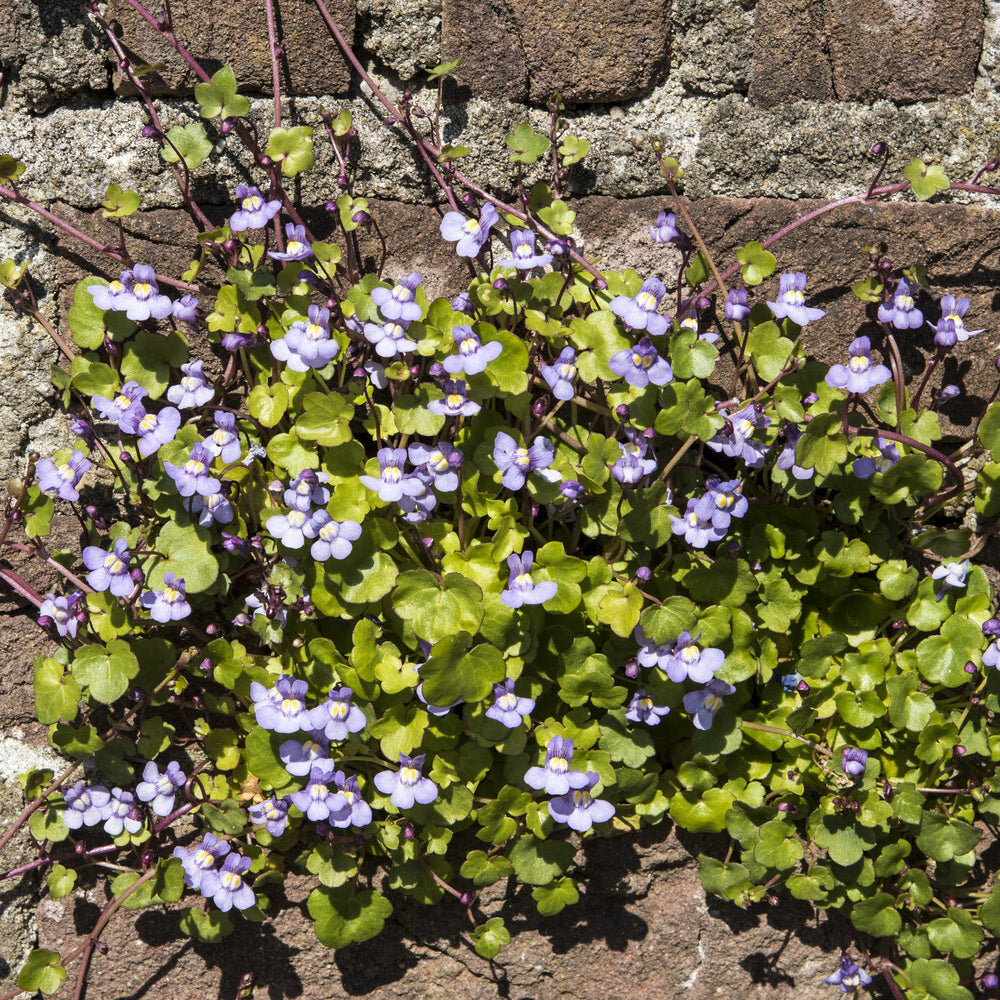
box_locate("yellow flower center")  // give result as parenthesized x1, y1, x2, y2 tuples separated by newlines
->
(286, 241, 304, 255)
(329, 701, 348, 720)
(306, 323, 325, 340)
(551, 756, 568, 773)
(243, 195, 263, 212)
(786, 290, 805, 306)
(184, 459, 206, 475)
(133, 282, 152, 300)
(447, 394, 464, 409)
(636, 291, 657, 311)
(281, 698, 302, 714)
(400, 766, 418, 785)
(139, 413, 157, 432)
(221, 870, 243, 890)
(163, 587, 180, 602)
(849, 355, 871, 373)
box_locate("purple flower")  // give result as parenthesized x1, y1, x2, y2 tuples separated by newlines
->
(222, 330, 257, 351)
(451, 292, 472, 313)
(852, 436, 900, 479)
(427, 380, 481, 417)
(330, 772, 372, 828)
(824, 957, 872, 993)
(266, 508, 318, 549)
(725, 287, 751, 323)
(120, 264, 173, 322)
(670, 498, 727, 549)
(272, 305, 340, 371)
(172, 294, 199, 323)
(374, 753, 438, 809)
(202, 412, 241, 464)
(230, 184, 281, 232)
(92, 381, 147, 434)
(268, 223, 313, 262)
(524, 737, 589, 796)
(612, 451, 646, 486)
(442, 325, 503, 375)
(140, 572, 191, 623)
(634, 625, 671, 670)
(363, 319, 417, 359)
(840, 747, 869, 778)
(39, 591, 84, 639)
(775, 424, 814, 481)
(439, 204, 499, 257)
(683, 679, 736, 730)
(767, 272, 825, 326)
(248, 797, 290, 837)
(825, 336, 892, 395)
(289, 762, 347, 822)
(608, 337, 673, 388)
(540, 347, 578, 401)
(135, 760, 186, 816)
(548, 771, 614, 832)
(173, 833, 230, 889)
(62, 782, 111, 829)
(497, 230, 553, 269)
(661, 631, 724, 684)
(408, 441, 462, 493)
(164, 443, 221, 498)
(398, 469, 438, 523)
(191, 490, 234, 527)
(136, 406, 181, 458)
(877, 278, 922, 330)
(609, 278, 669, 336)
(501, 551, 557, 609)
(250, 674, 312, 733)
(932, 560, 968, 601)
(930, 294, 983, 345)
(88, 271, 133, 312)
(82, 539, 134, 597)
(485, 679, 535, 728)
(279, 733, 331, 777)
(625, 688, 670, 726)
(308, 687, 367, 741)
(984, 642, 1000, 669)
(360, 447, 424, 503)
(36, 451, 91, 501)
(371, 272, 422, 323)
(493, 432, 556, 490)
(103, 787, 143, 836)
(707, 405, 770, 468)
(283, 470, 330, 512)
(167, 361, 214, 409)
(309, 513, 363, 562)
(650, 211, 684, 245)
(703, 478, 748, 531)
(200, 852, 255, 912)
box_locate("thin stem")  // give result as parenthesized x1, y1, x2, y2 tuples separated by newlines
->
(667, 177, 728, 301)
(740, 721, 832, 756)
(885, 333, 905, 429)
(263, 0, 282, 128)
(851, 427, 963, 494)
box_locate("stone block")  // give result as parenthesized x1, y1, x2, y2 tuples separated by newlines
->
(825, 0, 983, 102)
(671, 0, 756, 97)
(106, 0, 356, 97)
(442, 0, 671, 104)
(748, 0, 834, 108)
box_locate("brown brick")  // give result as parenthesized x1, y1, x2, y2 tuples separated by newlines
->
(107, 0, 356, 98)
(749, 0, 834, 108)
(442, 0, 671, 104)
(824, 0, 982, 102)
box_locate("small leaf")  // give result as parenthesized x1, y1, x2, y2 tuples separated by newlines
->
(426, 58, 462, 79)
(101, 184, 141, 218)
(266, 125, 315, 177)
(307, 886, 393, 948)
(903, 157, 950, 201)
(506, 123, 551, 165)
(471, 916, 510, 959)
(17, 949, 66, 996)
(161, 123, 213, 170)
(736, 241, 776, 286)
(194, 66, 250, 120)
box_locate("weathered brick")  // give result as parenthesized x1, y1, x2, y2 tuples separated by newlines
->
(442, 0, 671, 104)
(824, 0, 983, 102)
(107, 0, 356, 97)
(749, 0, 834, 108)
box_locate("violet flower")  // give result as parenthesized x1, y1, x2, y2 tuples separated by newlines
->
(703, 478, 748, 531)
(548, 771, 614, 832)
(634, 625, 671, 671)
(524, 737, 588, 796)
(670, 498, 727, 549)
(825, 336, 892, 395)
(265, 508, 316, 549)
(707, 405, 770, 468)
(661, 631, 724, 684)
(103, 788, 143, 836)
(272, 305, 340, 371)
(363, 319, 417, 359)
(360, 447, 424, 503)
(683, 679, 736, 731)
(485, 679, 535, 728)
(493, 432, 556, 490)
(330, 772, 372, 828)
(203, 412, 242, 464)
(824, 956, 872, 993)
(775, 424, 814, 481)
(200, 852, 255, 912)
(166, 360, 214, 409)
(230, 184, 281, 232)
(374, 753, 438, 809)
(439, 204, 499, 257)
(371, 272, 422, 323)
(625, 689, 670, 726)
(62, 782, 111, 829)
(650, 211, 684, 245)
(191, 491, 234, 527)
(279, 733, 332, 777)
(930, 294, 983, 345)
(284, 470, 331, 512)
(268, 223, 313, 262)
(173, 833, 230, 889)
(932, 560, 968, 601)
(540, 347, 578, 401)
(308, 687, 367, 741)
(82, 539, 134, 597)
(39, 591, 83, 639)
(92, 381, 147, 434)
(841, 747, 869, 777)
(609, 278, 669, 336)
(501, 551, 557, 609)
(408, 441, 463, 493)
(442, 325, 503, 375)
(36, 451, 91, 502)
(497, 230, 553, 269)
(852, 436, 900, 479)
(725, 287, 751, 323)
(427, 380, 481, 417)
(172, 294, 199, 323)
(309, 513, 363, 562)
(139, 572, 191, 623)
(121, 264, 173, 322)
(135, 760, 186, 816)
(248, 797, 290, 837)
(877, 278, 923, 330)
(163, 443, 221, 498)
(608, 338, 673, 388)
(136, 407, 181, 458)
(767, 272, 825, 326)
(250, 674, 312, 733)
(88, 271, 133, 312)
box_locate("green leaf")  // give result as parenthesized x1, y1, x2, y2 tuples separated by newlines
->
(420, 634, 505, 705)
(438, 143, 471, 162)
(46, 864, 77, 899)
(852, 276, 883, 303)
(558, 135, 590, 167)
(0, 155, 26, 181)
(669, 788, 733, 832)
(17, 949, 66, 996)
(736, 241, 776, 286)
(391, 570, 484, 643)
(71, 640, 138, 704)
(903, 158, 951, 201)
(926, 908, 983, 959)
(194, 66, 250, 119)
(507, 835, 575, 885)
(151, 519, 220, 594)
(905, 958, 973, 1000)
(746, 320, 795, 382)
(595, 581, 643, 637)
(427, 58, 462, 79)
(697, 856, 751, 901)
(531, 876, 579, 915)
(178, 907, 234, 942)
(506, 123, 551, 164)
(101, 183, 140, 218)
(307, 887, 393, 948)
(916, 812, 980, 862)
(752, 819, 804, 870)
(266, 125, 314, 177)
(980, 883, 1000, 935)
(471, 916, 510, 959)
(850, 892, 902, 937)
(887, 674, 935, 732)
(34, 657, 81, 724)
(160, 123, 213, 169)
(120, 329, 188, 398)
(248, 382, 289, 427)
(68, 281, 136, 350)
(460, 851, 514, 887)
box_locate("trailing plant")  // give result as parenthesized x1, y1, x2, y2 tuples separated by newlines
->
(4, 4, 1000, 998)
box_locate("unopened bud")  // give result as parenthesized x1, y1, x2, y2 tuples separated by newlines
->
(223, 239, 238, 252)
(141, 849, 154, 868)
(965, 661, 977, 674)
(954, 745, 966, 756)
(118, 59, 130, 71)
(141, 125, 159, 139)
(75, 841, 87, 854)
(870, 141, 887, 156)
(892, 619, 905, 629)
(981, 973, 999, 989)
(402, 821, 415, 840)
(38, 613, 55, 630)
(352, 211, 371, 225)
(204, 623, 219, 636)
(636, 566, 651, 581)
(615, 404, 630, 418)
(258, 155, 272, 168)
(493, 278, 509, 292)
(532, 396, 549, 417)
(130, 687, 145, 702)
(428, 362, 444, 377)
(94, 940, 109, 956)
(220, 118, 235, 135)
(624, 660, 640, 679)
(459, 891, 474, 906)
(851, 800, 860, 813)
(129, 568, 144, 584)
(983, 618, 1000, 637)
(84, 505, 108, 530)
(776, 802, 796, 814)
(128, 807, 143, 822)
(530, 503, 539, 517)
(882, 779, 893, 800)
(409, 365, 421, 377)
(767, 895, 779, 907)
(422, 537, 434, 549)
(796, 680, 810, 693)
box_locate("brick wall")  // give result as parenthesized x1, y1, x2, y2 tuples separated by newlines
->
(0, 1, 997, 996)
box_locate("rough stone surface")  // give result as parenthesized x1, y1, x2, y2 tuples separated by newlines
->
(671, 0, 757, 97)
(0, 0, 109, 112)
(748, 0, 834, 108)
(107, 0, 357, 97)
(442, 0, 672, 104)
(357, 0, 443, 83)
(824, 0, 983, 103)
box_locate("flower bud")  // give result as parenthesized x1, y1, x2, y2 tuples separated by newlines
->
(223, 239, 238, 252)
(84, 505, 108, 530)
(422, 537, 434, 549)
(204, 623, 219, 636)
(624, 659, 640, 679)
(981, 973, 999, 989)
(796, 680, 810, 693)
(94, 940, 109, 956)
(532, 396, 549, 417)
(493, 278, 509, 292)
(636, 566, 651, 581)
(870, 141, 887, 156)
(965, 661, 978, 674)
(129, 568, 144, 584)
(803, 392, 819, 405)
(767, 895, 779, 907)
(130, 687, 145, 702)
(141, 125, 159, 139)
(258, 155, 272, 167)
(882, 779, 893, 800)
(118, 59, 130, 71)
(459, 891, 474, 906)
(352, 211, 371, 226)
(104, 338, 119, 358)
(983, 618, 1000, 637)
(409, 365, 421, 378)
(76, 841, 87, 854)
(402, 821, 415, 840)
(141, 849, 154, 868)
(429, 362, 444, 377)
(776, 802, 796, 814)
(38, 614, 55, 631)
(892, 619, 905, 630)
(615, 404, 630, 419)
(128, 807, 143, 822)
(954, 745, 966, 756)
(220, 118, 235, 135)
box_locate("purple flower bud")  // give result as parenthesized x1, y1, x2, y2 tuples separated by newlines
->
(636, 566, 651, 581)
(532, 396, 549, 417)
(726, 540, 740, 553)
(220, 118, 235, 135)
(767, 895, 779, 907)
(118, 58, 130, 71)
(776, 802, 796, 814)
(141, 125, 159, 138)
(258, 155, 272, 167)
(129, 568, 144, 584)
(530, 504, 539, 517)
(892, 619, 906, 629)
(84, 506, 108, 530)
(75, 841, 87, 854)
(803, 392, 819, 405)
(199, 658, 212, 673)
(409, 365, 421, 377)
(965, 661, 978, 674)
(981, 973, 999, 989)
(222, 532, 249, 554)
(204, 623, 219, 635)
(429, 362, 444, 377)
(796, 680, 810, 693)
(984, 618, 1000, 637)
(615, 404, 630, 418)
(870, 141, 887, 156)
(422, 537, 434, 549)
(94, 940, 109, 956)
(37, 613, 55, 630)
(954, 745, 966, 756)
(459, 891, 474, 906)
(130, 687, 145, 702)
(851, 800, 860, 812)
(882, 780, 893, 800)
(402, 821, 415, 840)
(624, 660, 640, 679)
(141, 849, 154, 868)
(128, 806, 143, 822)
(352, 211, 371, 225)
(493, 279, 509, 292)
